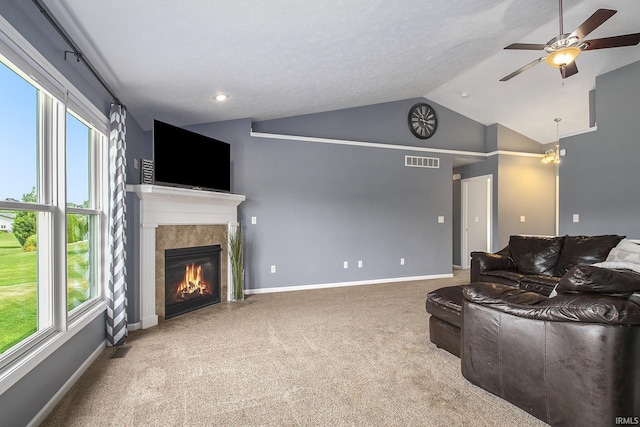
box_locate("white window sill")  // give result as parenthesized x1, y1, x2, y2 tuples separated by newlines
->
(0, 300, 106, 395)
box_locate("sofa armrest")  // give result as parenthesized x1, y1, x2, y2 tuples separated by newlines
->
(463, 282, 640, 325)
(470, 248, 515, 282)
(461, 290, 640, 425)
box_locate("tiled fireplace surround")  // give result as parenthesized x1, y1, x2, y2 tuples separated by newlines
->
(128, 184, 245, 329)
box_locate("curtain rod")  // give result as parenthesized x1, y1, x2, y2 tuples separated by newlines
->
(31, 0, 126, 109)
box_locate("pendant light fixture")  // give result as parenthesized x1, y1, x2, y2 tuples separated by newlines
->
(542, 118, 561, 164)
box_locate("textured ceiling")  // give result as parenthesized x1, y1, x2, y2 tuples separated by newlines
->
(42, 0, 640, 144)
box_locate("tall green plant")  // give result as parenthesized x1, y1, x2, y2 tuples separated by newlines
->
(229, 224, 244, 301)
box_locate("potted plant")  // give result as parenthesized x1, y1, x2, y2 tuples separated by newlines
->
(228, 223, 244, 301)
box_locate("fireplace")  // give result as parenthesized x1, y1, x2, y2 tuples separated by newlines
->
(164, 245, 221, 319)
(127, 184, 245, 329)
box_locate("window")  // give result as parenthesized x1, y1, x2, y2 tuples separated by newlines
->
(66, 111, 103, 312)
(0, 61, 52, 356)
(0, 52, 107, 363)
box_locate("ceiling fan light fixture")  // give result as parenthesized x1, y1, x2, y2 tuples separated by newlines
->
(545, 47, 581, 68)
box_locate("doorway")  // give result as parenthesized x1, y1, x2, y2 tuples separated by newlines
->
(461, 174, 492, 269)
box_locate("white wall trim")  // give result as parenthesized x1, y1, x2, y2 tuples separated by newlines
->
(27, 341, 105, 427)
(0, 301, 106, 396)
(486, 150, 544, 158)
(251, 131, 544, 159)
(560, 125, 597, 139)
(251, 130, 483, 156)
(127, 322, 142, 331)
(244, 273, 454, 295)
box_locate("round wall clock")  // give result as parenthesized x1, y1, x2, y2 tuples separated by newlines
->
(408, 103, 437, 139)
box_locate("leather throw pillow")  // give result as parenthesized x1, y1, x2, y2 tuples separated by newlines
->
(555, 234, 625, 277)
(557, 264, 640, 297)
(509, 235, 563, 276)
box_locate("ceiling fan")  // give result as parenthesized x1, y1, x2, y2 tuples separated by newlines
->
(500, 0, 640, 81)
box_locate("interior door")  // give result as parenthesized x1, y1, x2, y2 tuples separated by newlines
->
(461, 175, 492, 269)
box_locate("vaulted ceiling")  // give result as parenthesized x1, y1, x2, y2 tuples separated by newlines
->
(43, 0, 640, 144)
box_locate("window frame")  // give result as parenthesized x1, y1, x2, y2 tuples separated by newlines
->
(0, 13, 110, 394)
(65, 112, 108, 315)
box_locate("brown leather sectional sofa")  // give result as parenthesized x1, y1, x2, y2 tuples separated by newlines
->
(426, 235, 640, 426)
(470, 234, 625, 295)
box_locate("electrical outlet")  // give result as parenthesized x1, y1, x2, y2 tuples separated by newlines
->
(573, 214, 580, 223)
(520, 215, 526, 223)
(358, 260, 363, 268)
(270, 265, 276, 273)
(343, 261, 348, 269)
(400, 258, 405, 265)
(438, 216, 445, 224)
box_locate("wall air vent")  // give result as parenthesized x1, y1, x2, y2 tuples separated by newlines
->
(405, 155, 440, 169)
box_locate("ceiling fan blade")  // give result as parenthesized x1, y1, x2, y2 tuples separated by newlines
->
(504, 43, 547, 50)
(581, 33, 640, 50)
(570, 9, 617, 40)
(560, 61, 578, 79)
(500, 57, 546, 82)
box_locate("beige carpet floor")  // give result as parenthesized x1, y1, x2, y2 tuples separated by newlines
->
(42, 270, 546, 426)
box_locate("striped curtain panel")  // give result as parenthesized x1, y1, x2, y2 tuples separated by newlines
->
(107, 104, 128, 346)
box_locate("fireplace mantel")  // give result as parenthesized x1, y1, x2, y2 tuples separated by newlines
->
(127, 184, 245, 329)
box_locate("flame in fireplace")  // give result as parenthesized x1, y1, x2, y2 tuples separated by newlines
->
(175, 263, 211, 302)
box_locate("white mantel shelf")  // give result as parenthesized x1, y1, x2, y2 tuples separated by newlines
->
(127, 184, 246, 226)
(127, 184, 245, 330)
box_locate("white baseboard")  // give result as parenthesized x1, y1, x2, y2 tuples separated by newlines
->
(28, 341, 106, 427)
(127, 321, 142, 331)
(244, 273, 454, 295)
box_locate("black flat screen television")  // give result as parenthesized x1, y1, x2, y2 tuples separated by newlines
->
(153, 120, 231, 192)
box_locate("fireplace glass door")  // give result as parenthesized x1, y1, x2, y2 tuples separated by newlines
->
(164, 245, 221, 319)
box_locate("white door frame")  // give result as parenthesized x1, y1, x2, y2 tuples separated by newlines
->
(461, 174, 492, 269)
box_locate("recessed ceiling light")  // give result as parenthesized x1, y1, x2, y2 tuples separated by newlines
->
(214, 94, 228, 102)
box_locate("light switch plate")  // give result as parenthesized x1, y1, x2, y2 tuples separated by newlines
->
(251, 216, 257, 225)
(438, 216, 445, 224)
(573, 214, 580, 223)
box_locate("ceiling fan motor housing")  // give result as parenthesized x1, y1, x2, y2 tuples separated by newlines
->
(545, 34, 580, 53)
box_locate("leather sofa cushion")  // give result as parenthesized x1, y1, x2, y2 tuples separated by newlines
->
(476, 273, 522, 288)
(463, 282, 640, 325)
(470, 251, 515, 273)
(508, 235, 563, 276)
(557, 264, 640, 297)
(555, 234, 625, 276)
(426, 285, 464, 328)
(480, 269, 525, 284)
(519, 275, 559, 296)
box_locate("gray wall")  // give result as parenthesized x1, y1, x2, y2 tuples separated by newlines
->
(253, 98, 487, 153)
(454, 124, 555, 257)
(123, 114, 148, 324)
(0, 316, 105, 426)
(559, 60, 640, 238)
(174, 99, 487, 291)
(496, 124, 545, 153)
(0, 1, 111, 114)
